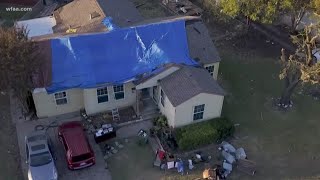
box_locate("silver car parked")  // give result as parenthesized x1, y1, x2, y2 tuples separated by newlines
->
(25, 130, 58, 180)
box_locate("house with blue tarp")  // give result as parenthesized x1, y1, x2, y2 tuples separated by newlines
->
(31, 16, 225, 128)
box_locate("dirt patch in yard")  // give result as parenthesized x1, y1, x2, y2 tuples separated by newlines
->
(105, 137, 164, 180)
(89, 106, 138, 128)
(0, 93, 23, 180)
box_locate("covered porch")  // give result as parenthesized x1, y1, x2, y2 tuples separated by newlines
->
(135, 86, 160, 120)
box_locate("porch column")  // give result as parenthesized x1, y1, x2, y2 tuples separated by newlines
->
(136, 89, 140, 117)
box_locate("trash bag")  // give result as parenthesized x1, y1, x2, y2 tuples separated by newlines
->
(221, 141, 236, 153)
(236, 148, 247, 160)
(223, 162, 232, 172)
(221, 150, 235, 164)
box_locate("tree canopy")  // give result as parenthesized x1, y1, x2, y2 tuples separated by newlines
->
(219, 0, 314, 30)
(0, 26, 42, 112)
(313, 0, 320, 14)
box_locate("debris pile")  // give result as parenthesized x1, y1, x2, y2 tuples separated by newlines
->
(218, 141, 256, 178)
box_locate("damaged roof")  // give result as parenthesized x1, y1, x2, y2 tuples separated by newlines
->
(131, 16, 221, 64)
(160, 65, 225, 107)
(96, 0, 144, 27)
(53, 0, 107, 33)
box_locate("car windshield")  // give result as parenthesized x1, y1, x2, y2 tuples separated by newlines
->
(30, 151, 52, 167)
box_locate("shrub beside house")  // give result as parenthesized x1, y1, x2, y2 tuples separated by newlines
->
(175, 117, 235, 151)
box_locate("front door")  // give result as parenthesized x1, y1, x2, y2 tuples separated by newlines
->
(141, 88, 149, 99)
(152, 86, 158, 103)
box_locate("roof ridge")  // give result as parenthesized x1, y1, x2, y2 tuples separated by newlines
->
(183, 66, 202, 91)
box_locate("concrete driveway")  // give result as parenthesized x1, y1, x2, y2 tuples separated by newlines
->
(15, 116, 112, 180)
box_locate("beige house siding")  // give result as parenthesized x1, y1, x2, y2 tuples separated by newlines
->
(83, 82, 136, 115)
(204, 62, 220, 80)
(135, 66, 180, 90)
(157, 86, 176, 127)
(173, 93, 224, 128)
(33, 88, 84, 118)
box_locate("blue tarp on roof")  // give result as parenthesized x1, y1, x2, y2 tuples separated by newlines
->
(47, 20, 197, 93)
(102, 17, 118, 31)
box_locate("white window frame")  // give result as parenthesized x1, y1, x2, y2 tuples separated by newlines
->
(160, 89, 165, 107)
(113, 84, 125, 100)
(54, 91, 68, 105)
(97, 87, 109, 103)
(193, 104, 205, 121)
(205, 65, 214, 76)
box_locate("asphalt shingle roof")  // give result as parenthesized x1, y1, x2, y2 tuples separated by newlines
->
(186, 20, 221, 64)
(96, 0, 144, 27)
(53, 0, 107, 33)
(160, 65, 225, 107)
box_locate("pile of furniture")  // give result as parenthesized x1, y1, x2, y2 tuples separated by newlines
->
(94, 124, 117, 143)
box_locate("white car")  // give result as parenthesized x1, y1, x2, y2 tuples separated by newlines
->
(313, 48, 320, 62)
(25, 130, 58, 180)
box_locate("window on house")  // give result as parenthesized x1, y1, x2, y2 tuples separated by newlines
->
(193, 104, 205, 121)
(54, 91, 67, 105)
(97, 87, 108, 103)
(160, 89, 165, 107)
(113, 84, 124, 100)
(205, 65, 214, 76)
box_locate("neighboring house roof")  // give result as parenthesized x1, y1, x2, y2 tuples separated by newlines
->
(16, 16, 56, 38)
(53, 0, 107, 33)
(42, 20, 197, 93)
(186, 20, 221, 64)
(96, 0, 144, 27)
(131, 16, 221, 64)
(160, 65, 225, 107)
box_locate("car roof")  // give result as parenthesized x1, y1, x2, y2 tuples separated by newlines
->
(312, 48, 320, 61)
(59, 122, 91, 156)
(26, 130, 49, 154)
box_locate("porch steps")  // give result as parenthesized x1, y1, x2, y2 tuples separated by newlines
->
(140, 97, 160, 120)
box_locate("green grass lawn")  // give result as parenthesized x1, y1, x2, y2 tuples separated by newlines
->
(218, 46, 320, 179)
(107, 138, 210, 180)
(107, 138, 164, 180)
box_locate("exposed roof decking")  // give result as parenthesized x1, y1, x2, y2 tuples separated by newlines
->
(53, 0, 107, 33)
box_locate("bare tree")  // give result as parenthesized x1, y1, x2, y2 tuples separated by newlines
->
(279, 23, 320, 108)
(0, 26, 43, 114)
